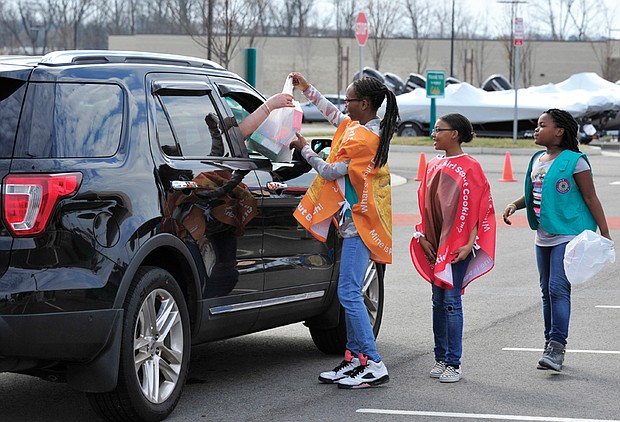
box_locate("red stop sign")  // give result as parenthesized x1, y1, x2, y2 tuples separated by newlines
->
(355, 12, 369, 47)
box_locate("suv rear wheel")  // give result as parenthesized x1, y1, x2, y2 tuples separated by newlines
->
(309, 261, 384, 355)
(88, 267, 190, 422)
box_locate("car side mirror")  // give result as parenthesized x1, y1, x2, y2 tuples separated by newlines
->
(311, 138, 332, 159)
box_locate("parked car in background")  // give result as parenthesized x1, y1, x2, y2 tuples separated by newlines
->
(0, 51, 385, 421)
(301, 94, 346, 122)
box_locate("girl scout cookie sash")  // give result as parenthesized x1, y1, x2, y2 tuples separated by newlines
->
(294, 117, 392, 264)
(410, 154, 496, 289)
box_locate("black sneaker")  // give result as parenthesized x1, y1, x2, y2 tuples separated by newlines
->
(537, 342, 550, 370)
(538, 340, 565, 372)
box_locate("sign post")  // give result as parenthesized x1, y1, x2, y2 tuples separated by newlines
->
(512, 17, 524, 144)
(426, 70, 445, 139)
(355, 12, 369, 77)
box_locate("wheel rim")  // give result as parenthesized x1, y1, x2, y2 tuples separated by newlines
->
(362, 262, 380, 327)
(133, 288, 184, 404)
(399, 126, 419, 137)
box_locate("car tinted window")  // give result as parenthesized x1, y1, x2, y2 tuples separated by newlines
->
(15, 83, 123, 158)
(156, 93, 230, 158)
(0, 77, 27, 158)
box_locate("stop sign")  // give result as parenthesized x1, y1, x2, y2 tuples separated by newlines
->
(355, 12, 369, 47)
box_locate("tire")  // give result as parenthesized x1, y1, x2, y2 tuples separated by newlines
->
(310, 262, 385, 355)
(87, 266, 191, 422)
(397, 123, 423, 137)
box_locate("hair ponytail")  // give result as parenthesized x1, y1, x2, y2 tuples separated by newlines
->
(353, 77, 400, 168)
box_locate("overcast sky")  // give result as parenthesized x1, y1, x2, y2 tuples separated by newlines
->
(463, 0, 620, 38)
(321, 0, 620, 39)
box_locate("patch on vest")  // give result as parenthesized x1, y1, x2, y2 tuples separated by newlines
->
(556, 178, 570, 194)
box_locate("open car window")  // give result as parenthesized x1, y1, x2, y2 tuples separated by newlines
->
(153, 81, 231, 158)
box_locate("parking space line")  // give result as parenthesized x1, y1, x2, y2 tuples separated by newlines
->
(502, 348, 620, 354)
(357, 409, 620, 421)
(595, 305, 620, 309)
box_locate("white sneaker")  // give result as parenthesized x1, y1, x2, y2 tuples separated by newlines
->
(430, 361, 446, 378)
(337, 354, 389, 389)
(319, 350, 360, 383)
(439, 365, 462, 383)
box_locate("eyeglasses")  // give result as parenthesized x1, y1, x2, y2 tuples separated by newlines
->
(344, 98, 363, 105)
(432, 127, 455, 134)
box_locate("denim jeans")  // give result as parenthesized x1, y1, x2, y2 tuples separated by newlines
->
(536, 243, 571, 346)
(338, 236, 381, 362)
(432, 256, 471, 366)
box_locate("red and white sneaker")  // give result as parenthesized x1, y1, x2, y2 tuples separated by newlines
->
(319, 350, 360, 383)
(337, 353, 389, 389)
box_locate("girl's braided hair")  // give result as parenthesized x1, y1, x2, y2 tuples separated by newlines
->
(543, 108, 580, 152)
(353, 77, 400, 168)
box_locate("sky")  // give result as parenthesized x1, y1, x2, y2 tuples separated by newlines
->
(318, 0, 620, 39)
(462, 0, 620, 38)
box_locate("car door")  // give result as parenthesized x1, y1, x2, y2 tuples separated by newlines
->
(212, 78, 337, 303)
(148, 74, 265, 339)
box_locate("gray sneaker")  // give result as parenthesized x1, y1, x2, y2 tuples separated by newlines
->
(538, 340, 565, 372)
(536, 342, 550, 370)
(430, 361, 446, 378)
(439, 365, 462, 383)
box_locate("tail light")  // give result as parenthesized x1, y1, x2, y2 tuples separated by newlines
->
(3, 173, 82, 237)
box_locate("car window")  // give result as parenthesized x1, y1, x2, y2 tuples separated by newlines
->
(15, 82, 123, 158)
(156, 93, 231, 158)
(0, 76, 27, 158)
(224, 97, 250, 124)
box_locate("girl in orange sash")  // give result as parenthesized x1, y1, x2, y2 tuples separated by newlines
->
(410, 113, 496, 383)
(289, 72, 399, 389)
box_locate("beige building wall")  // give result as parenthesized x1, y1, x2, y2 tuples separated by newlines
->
(109, 35, 619, 98)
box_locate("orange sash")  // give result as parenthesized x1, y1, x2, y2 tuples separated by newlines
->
(294, 118, 392, 264)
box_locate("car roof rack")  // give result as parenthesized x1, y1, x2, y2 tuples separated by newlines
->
(39, 50, 224, 70)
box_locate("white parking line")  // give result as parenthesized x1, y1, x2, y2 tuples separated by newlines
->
(595, 305, 620, 309)
(357, 409, 620, 421)
(502, 348, 620, 354)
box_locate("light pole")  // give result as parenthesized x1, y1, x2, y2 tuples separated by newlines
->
(449, 0, 455, 77)
(498, 0, 527, 143)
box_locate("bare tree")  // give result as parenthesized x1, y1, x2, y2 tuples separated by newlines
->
(177, 0, 263, 67)
(565, 0, 606, 41)
(48, 0, 95, 49)
(536, 0, 605, 41)
(365, 0, 401, 70)
(0, 0, 54, 54)
(333, 0, 357, 94)
(402, 0, 432, 74)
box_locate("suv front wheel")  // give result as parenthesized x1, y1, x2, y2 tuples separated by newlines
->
(309, 261, 384, 355)
(88, 267, 190, 422)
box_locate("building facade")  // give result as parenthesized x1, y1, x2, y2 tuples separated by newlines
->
(109, 35, 620, 97)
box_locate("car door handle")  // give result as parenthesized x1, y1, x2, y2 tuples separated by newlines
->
(266, 181, 287, 193)
(171, 180, 199, 190)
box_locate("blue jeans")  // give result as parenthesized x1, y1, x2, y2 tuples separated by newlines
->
(338, 236, 381, 362)
(536, 243, 571, 346)
(432, 256, 470, 366)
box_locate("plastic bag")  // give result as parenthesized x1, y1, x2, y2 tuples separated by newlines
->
(247, 77, 303, 162)
(563, 229, 615, 285)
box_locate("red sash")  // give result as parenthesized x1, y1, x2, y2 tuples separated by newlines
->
(410, 155, 496, 289)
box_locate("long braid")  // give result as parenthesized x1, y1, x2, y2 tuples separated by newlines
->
(544, 108, 580, 152)
(353, 77, 400, 168)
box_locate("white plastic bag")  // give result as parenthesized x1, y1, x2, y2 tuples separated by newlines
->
(563, 229, 615, 285)
(247, 77, 303, 162)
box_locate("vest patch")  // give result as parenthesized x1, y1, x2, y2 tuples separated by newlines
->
(556, 178, 570, 194)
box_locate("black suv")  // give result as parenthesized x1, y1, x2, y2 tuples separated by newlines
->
(0, 50, 384, 421)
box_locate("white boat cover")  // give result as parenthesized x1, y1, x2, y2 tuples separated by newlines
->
(395, 72, 620, 125)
